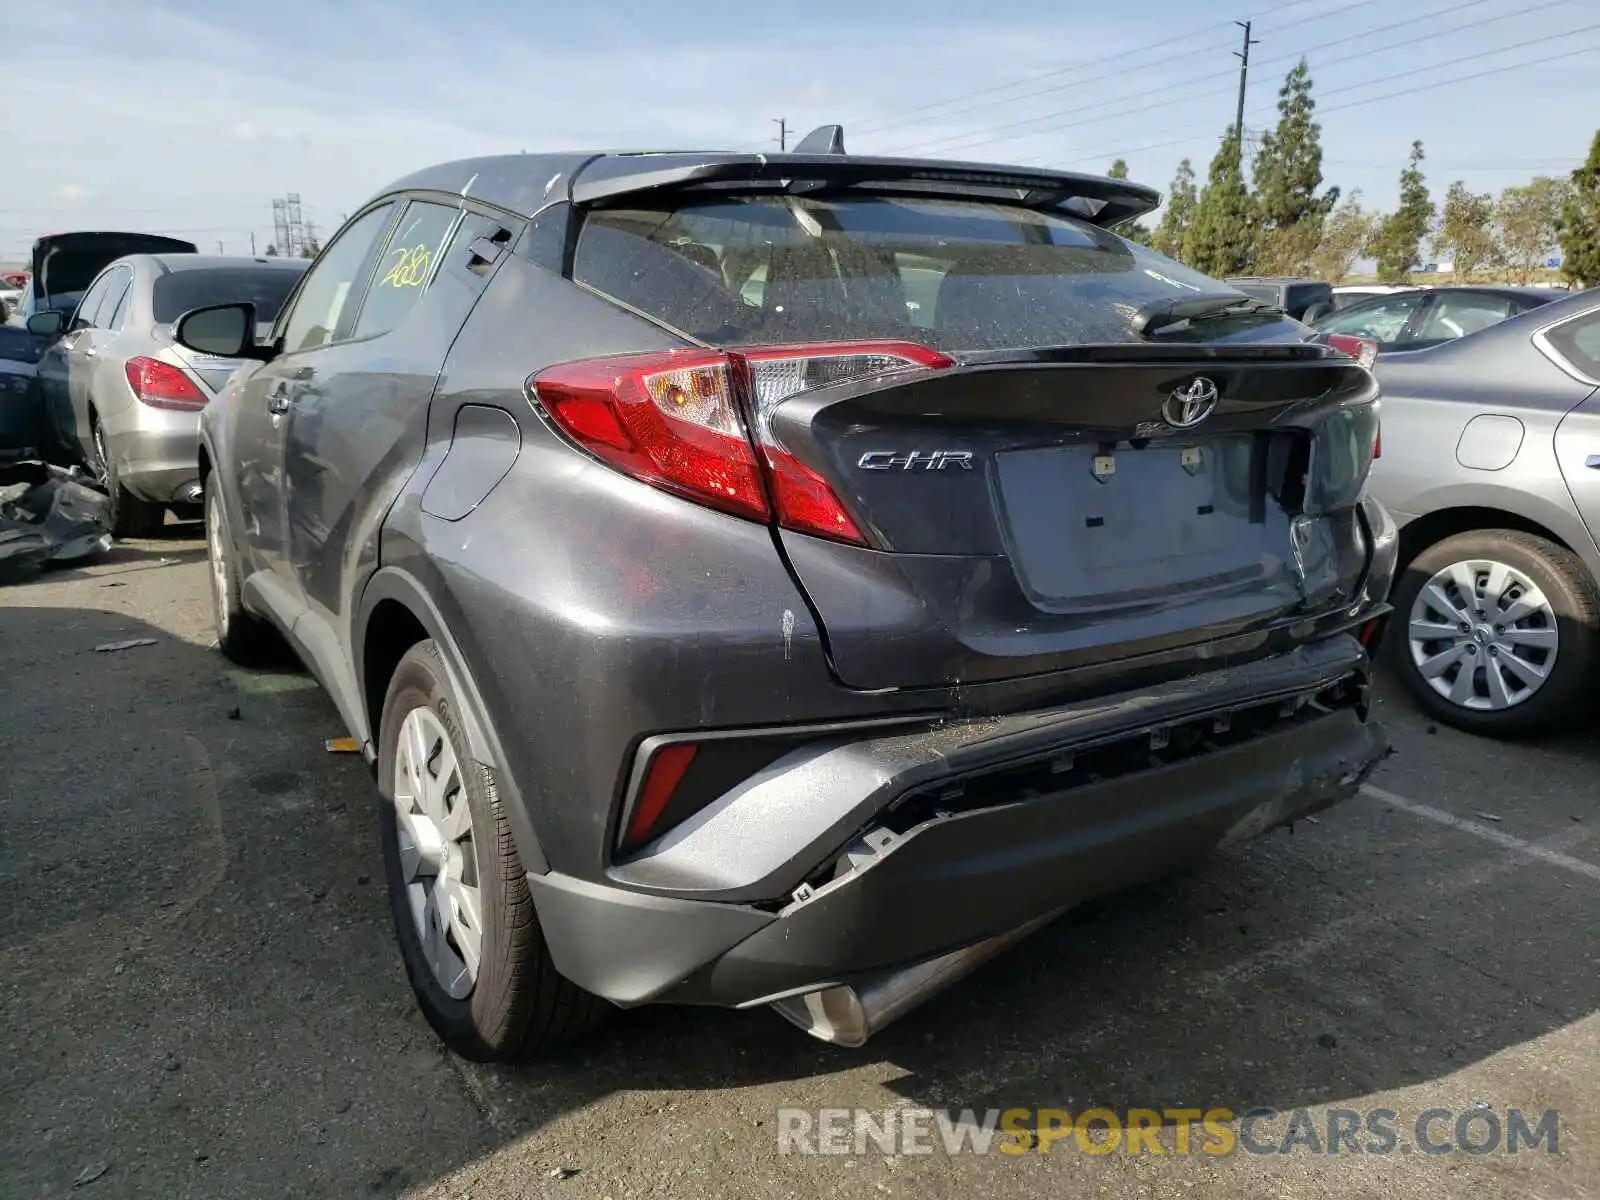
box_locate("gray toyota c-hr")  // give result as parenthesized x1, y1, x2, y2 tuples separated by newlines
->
(180, 128, 1398, 1061)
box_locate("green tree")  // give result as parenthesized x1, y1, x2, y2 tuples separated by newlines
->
(1367, 140, 1434, 282)
(1310, 191, 1379, 283)
(1433, 181, 1500, 281)
(1152, 158, 1198, 260)
(1185, 129, 1257, 276)
(1103, 159, 1154, 245)
(1251, 59, 1338, 274)
(1497, 176, 1570, 283)
(1559, 129, 1600, 286)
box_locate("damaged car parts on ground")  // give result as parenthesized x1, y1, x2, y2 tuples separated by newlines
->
(183, 132, 1397, 1061)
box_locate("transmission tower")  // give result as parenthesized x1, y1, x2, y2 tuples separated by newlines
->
(272, 199, 290, 256)
(286, 193, 305, 258)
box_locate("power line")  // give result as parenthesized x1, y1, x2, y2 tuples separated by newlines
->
(1058, 37, 1600, 170)
(868, 0, 1390, 147)
(898, 0, 1570, 159)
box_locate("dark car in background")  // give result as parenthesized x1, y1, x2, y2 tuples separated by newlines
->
(1312, 285, 1561, 355)
(9, 232, 198, 330)
(31, 254, 308, 535)
(180, 133, 1396, 1062)
(1225, 276, 1336, 322)
(1365, 289, 1600, 737)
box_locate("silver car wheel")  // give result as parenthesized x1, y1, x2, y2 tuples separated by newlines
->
(1407, 557, 1560, 712)
(392, 706, 482, 999)
(206, 495, 230, 640)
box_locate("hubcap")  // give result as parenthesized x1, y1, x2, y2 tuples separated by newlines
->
(1407, 558, 1559, 712)
(206, 497, 230, 638)
(392, 707, 482, 999)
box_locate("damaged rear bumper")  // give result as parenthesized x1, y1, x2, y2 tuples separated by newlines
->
(524, 634, 1389, 1015)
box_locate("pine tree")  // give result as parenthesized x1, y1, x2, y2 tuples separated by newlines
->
(1103, 159, 1154, 244)
(1184, 128, 1257, 277)
(1251, 59, 1339, 275)
(1434, 181, 1500, 281)
(1559, 129, 1600, 287)
(1152, 159, 1197, 260)
(1367, 141, 1435, 283)
(264, 245, 279, 256)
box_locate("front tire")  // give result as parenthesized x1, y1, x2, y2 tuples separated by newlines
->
(204, 485, 278, 665)
(1385, 529, 1599, 737)
(377, 641, 608, 1061)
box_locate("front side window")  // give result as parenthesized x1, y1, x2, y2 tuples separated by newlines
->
(352, 201, 461, 339)
(71, 273, 115, 331)
(99, 268, 134, 331)
(279, 204, 395, 354)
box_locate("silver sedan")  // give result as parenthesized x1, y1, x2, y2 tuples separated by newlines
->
(1367, 288, 1600, 737)
(31, 254, 308, 536)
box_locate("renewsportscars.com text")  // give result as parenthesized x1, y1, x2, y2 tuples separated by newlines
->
(776, 1106, 1559, 1157)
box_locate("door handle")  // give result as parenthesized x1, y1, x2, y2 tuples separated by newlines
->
(1587, 454, 1600, 469)
(83, 346, 97, 359)
(267, 384, 292, 415)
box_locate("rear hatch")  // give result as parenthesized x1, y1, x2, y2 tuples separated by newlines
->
(562, 163, 1381, 691)
(30, 232, 198, 304)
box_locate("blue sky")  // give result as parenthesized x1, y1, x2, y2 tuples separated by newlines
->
(3, 0, 1596, 261)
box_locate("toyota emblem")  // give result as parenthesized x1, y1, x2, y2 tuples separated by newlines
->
(1162, 377, 1219, 429)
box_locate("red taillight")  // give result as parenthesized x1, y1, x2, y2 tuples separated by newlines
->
(530, 341, 952, 544)
(623, 743, 698, 850)
(125, 357, 207, 411)
(1373, 425, 1382, 460)
(1324, 333, 1378, 372)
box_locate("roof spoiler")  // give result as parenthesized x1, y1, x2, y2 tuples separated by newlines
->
(568, 128, 1160, 226)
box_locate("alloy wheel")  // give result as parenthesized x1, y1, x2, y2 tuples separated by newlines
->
(1406, 557, 1560, 712)
(392, 707, 483, 999)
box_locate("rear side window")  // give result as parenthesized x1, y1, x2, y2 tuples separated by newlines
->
(353, 201, 460, 339)
(1543, 308, 1600, 379)
(1415, 292, 1515, 341)
(573, 195, 1290, 352)
(152, 267, 304, 324)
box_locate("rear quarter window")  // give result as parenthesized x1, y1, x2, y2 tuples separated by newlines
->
(1543, 307, 1600, 379)
(573, 194, 1299, 352)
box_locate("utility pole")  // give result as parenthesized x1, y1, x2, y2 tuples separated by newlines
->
(773, 117, 787, 152)
(1233, 20, 1259, 150)
(250, 232, 257, 256)
(216, 240, 225, 254)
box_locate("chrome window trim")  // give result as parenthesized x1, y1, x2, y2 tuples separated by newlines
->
(1531, 300, 1600, 387)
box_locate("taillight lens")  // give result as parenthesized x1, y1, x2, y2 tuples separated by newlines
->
(530, 341, 952, 544)
(1324, 333, 1378, 371)
(125, 357, 208, 411)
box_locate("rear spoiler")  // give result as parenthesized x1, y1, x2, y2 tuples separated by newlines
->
(567, 125, 1160, 227)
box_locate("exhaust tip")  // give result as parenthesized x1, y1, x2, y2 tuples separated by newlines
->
(772, 987, 871, 1048)
(176, 481, 204, 505)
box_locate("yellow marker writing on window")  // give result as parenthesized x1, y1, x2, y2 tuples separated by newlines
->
(382, 244, 432, 288)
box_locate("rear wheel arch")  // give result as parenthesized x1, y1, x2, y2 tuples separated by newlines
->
(357, 570, 549, 874)
(1395, 504, 1589, 585)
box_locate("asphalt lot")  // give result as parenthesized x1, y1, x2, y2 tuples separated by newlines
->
(3, 525, 1598, 1200)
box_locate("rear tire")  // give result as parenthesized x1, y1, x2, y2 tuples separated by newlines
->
(204, 484, 279, 665)
(94, 418, 165, 539)
(377, 641, 608, 1061)
(1384, 529, 1599, 737)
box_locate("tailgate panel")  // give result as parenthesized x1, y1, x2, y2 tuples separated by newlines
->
(996, 436, 1287, 609)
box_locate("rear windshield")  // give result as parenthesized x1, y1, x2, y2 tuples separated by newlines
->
(573, 194, 1300, 352)
(151, 267, 304, 324)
